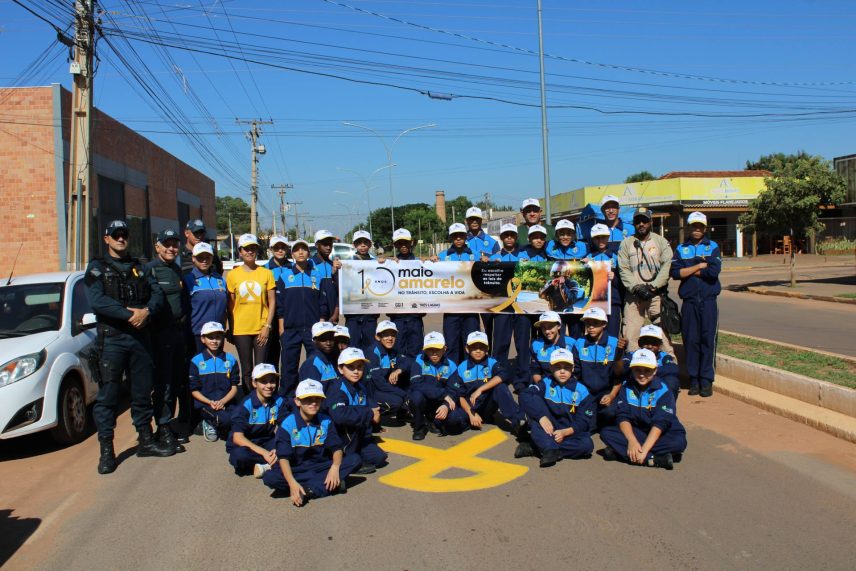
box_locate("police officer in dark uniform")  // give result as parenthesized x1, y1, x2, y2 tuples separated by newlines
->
(146, 228, 190, 453)
(181, 219, 223, 275)
(85, 220, 175, 474)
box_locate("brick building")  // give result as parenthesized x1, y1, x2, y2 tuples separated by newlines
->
(0, 84, 215, 276)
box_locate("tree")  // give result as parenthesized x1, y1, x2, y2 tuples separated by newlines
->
(625, 171, 657, 183)
(739, 154, 846, 287)
(215, 195, 251, 235)
(352, 202, 445, 255)
(445, 195, 472, 223)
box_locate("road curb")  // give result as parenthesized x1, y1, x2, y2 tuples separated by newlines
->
(744, 287, 856, 305)
(713, 376, 856, 445)
(718, 329, 856, 364)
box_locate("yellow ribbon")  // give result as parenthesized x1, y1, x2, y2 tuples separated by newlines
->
(489, 277, 524, 314)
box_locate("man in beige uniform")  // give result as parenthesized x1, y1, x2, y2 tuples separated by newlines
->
(617, 208, 675, 355)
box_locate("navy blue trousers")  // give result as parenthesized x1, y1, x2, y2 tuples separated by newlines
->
(151, 325, 186, 427)
(94, 331, 154, 439)
(344, 315, 378, 353)
(443, 313, 481, 365)
(391, 315, 424, 358)
(606, 303, 622, 338)
(229, 436, 275, 473)
(529, 417, 593, 459)
(370, 378, 408, 416)
(490, 314, 531, 387)
(470, 383, 523, 424)
(681, 299, 718, 387)
(200, 404, 237, 435)
(600, 424, 687, 461)
(340, 425, 388, 466)
(408, 383, 468, 434)
(262, 452, 363, 496)
(280, 326, 315, 396)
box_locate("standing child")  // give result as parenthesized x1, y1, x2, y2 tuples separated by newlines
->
(297, 321, 339, 393)
(390, 228, 425, 357)
(516, 348, 595, 467)
(228, 364, 286, 478)
(344, 230, 379, 351)
(334, 325, 351, 354)
(588, 223, 623, 338)
(265, 235, 292, 368)
(518, 225, 549, 262)
(327, 347, 388, 474)
(189, 321, 240, 442)
(437, 222, 479, 364)
(489, 224, 531, 389)
(311, 230, 342, 323)
(407, 332, 468, 440)
(572, 307, 625, 426)
(262, 379, 362, 506)
(600, 349, 687, 470)
(367, 321, 411, 419)
(457, 331, 524, 433)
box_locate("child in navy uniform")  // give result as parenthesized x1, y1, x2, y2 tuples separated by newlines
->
(572, 307, 625, 426)
(457, 331, 524, 432)
(262, 379, 362, 506)
(527, 311, 576, 392)
(407, 332, 468, 440)
(615, 325, 680, 399)
(436, 222, 480, 364)
(546, 219, 589, 337)
(344, 230, 379, 351)
(327, 348, 388, 474)
(588, 223, 623, 337)
(189, 321, 240, 442)
(296, 321, 339, 392)
(228, 364, 286, 478)
(518, 225, 549, 262)
(390, 228, 425, 357)
(334, 325, 351, 354)
(367, 321, 410, 419)
(600, 349, 687, 470)
(516, 348, 595, 467)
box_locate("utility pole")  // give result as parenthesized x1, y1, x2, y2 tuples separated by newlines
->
(537, 0, 552, 224)
(237, 119, 272, 236)
(272, 183, 293, 236)
(287, 201, 303, 240)
(66, 0, 96, 270)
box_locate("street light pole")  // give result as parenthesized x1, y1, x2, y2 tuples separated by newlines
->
(342, 122, 436, 231)
(536, 0, 552, 224)
(337, 164, 396, 239)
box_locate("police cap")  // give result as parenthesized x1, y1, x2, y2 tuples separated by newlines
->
(104, 220, 128, 237)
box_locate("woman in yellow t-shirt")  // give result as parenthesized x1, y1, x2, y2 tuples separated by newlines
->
(226, 234, 276, 391)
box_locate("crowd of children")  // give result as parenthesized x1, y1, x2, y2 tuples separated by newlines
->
(182, 199, 720, 506)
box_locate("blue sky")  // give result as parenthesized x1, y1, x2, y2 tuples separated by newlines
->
(2, 0, 855, 237)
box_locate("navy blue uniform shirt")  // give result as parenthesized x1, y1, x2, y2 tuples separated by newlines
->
(189, 349, 240, 407)
(275, 412, 343, 467)
(231, 392, 286, 443)
(670, 238, 722, 301)
(615, 378, 683, 433)
(522, 376, 596, 434)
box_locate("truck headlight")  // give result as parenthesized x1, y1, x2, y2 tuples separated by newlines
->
(0, 350, 46, 388)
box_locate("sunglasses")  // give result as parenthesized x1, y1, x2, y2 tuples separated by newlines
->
(110, 232, 129, 241)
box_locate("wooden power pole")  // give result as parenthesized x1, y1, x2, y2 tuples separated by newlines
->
(236, 119, 272, 236)
(272, 183, 293, 236)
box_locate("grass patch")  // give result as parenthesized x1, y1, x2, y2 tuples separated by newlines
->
(716, 333, 856, 389)
(835, 293, 856, 299)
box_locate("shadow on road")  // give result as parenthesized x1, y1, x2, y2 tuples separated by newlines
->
(725, 273, 856, 292)
(0, 509, 40, 567)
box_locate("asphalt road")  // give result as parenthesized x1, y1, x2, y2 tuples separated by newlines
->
(2, 392, 855, 570)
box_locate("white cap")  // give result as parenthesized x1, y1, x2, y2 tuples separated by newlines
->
(200, 321, 225, 335)
(291, 238, 310, 250)
(499, 223, 518, 236)
(528, 224, 547, 237)
(581, 307, 608, 323)
(192, 242, 214, 257)
(601, 194, 620, 208)
(352, 230, 372, 243)
(589, 223, 611, 238)
(448, 223, 467, 236)
(688, 211, 708, 226)
(630, 348, 658, 369)
(295, 379, 326, 399)
(639, 324, 664, 340)
(251, 363, 279, 380)
(555, 219, 576, 232)
(465, 206, 483, 219)
(376, 320, 398, 334)
(314, 229, 335, 243)
(311, 321, 337, 338)
(238, 233, 259, 248)
(338, 347, 369, 365)
(334, 325, 350, 339)
(521, 198, 541, 210)
(466, 331, 489, 347)
(535, 310, 561, 327)
(423, 331, 446, 349)
(269, 235, 288, 247)
(550, 348, 574, 365)
(392, 228, 412, 243)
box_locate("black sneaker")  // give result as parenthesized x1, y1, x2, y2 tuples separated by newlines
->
(355, 463, 377, 475)
(672, 452, 683, 464)
(338, 480, 348, 494)
(688, 383, 700, 396)
(653, 453, 674, 470)
(539, 448, 563, 468)
(699, 382, 713, 398)
(97, 438, 117, 475)
(514, 442, 536, 458)
(510, 419, 526, 437)
(601, 447, 618, 462)
(412, 425, 429, 441)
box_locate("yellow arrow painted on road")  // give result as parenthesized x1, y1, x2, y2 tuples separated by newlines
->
(378, 428, 528, 493)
